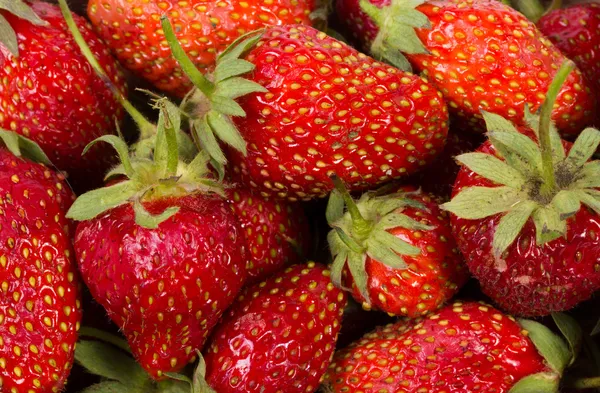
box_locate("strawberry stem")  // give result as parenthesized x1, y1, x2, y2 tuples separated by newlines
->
(565, 376, 600, 389)
(538, 61, 575, 199)
(161, 16, 216, 97)
(57, 0, 155, 140)
(331, 175, 373, 239)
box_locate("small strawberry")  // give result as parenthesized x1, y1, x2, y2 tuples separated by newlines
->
(443, 61, 600, 316)
(86, 0, 318, 97)
(538, 3, 600, 100)
(334, 0, 595, 137)
(0, 131, 81, 393)
(326, 178, 468, 318)
(68, 101, 248, 379)
(226, 184, 311, 284)
(203, 262, 347, 393)
(0, 1, 127, 191)
(323, 301, 580, 393)
(163, 22, 449, 201)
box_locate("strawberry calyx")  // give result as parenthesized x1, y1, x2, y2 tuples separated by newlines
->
(442, 61, 600, 256)
(326, 176, 432, 305)
(358, 0, 430, 71)
(511, 0, 562, 23)
(0, 129, 51, 165)
(66, 98, 223, 228)
(161, 17, 267, 172)
(165, 352, 216, 393)
(0, 0, 47, 57)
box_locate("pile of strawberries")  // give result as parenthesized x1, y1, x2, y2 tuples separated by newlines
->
(1, 0, 600, 392)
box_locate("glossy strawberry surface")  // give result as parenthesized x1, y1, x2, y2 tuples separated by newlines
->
(204, 262, 347, 393)
(0, 147, 81, 393)
(0, 1, 126, 191)
(343, 188, 469, 317)
(324, 301, 548, 393)
(450, 140, 600, 317)
(229, 25, 449, 201)
(74, 194, 248, 378)
(87, 0, 316, 97)
(226, 184, 311, 284)
(335, 0, 595, 137)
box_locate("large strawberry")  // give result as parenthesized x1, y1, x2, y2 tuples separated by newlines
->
(0, 1, 126, 192)
(226, 184, 311, 284)
(203, 262, 347, 393)
(326, 178, 468, 317)
(0, 131, 81, 393)
(163, 22, 449, 201)
(86, 0, 318, 98)
(68, 101, 249, 379)
(442, 61, 600, 317)
(323, 301, 581, 393)
(334, 0, 595, 137)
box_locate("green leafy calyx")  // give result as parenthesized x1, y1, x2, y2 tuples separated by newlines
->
(443, 61, 600, 256)
(326, 176, 431, 305)
(0, 0, 47, 57)
(359, 0, 430, 71)
(0, 129, 51, 165)
(162, 17, 267, 173)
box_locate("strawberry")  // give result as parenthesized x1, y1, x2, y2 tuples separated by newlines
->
(538, 3, 600, 100)
(323, 301, 579, 393)
(326, 178, 468, 318)
(68, 101, 249, 379)
(163, 22, 449, 201)
(86, 0, 318, 98)
(203, 262, 347, 393)
(0, 132, 81, 393)
(0, 1, 127, 192)
(334, 0, 595, 137)
(442, 61, 600, 317)
(226, 184, 311, 284)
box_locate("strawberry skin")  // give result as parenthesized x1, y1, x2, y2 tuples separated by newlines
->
(226, 184, 311, 284)
(335, 0, 595, 137)
(324, 301, 548, 392)
(450, 138, 600, 317)
(538, 3, 600, 99)
(229, 25, 449, 201)
(0, 147, 81, 393)
(204, 262, 347, 393)
(74, 194, 248, 379)
(0, 1, 126, 191)
(342, 188, 469, 318)
(87, 0, 316, 97)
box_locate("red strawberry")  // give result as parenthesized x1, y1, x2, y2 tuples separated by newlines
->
(68, 103, 249, 379)
(0, 1, 127, 191)
(203, 262, 347, 393)
(226, 184, 311, 284)
(0, 133, 81, 393)
(163, 23, 449, 201)
(334, 0, 595, 137)
(326, 179, 468, 318)
(443, 61, 600, 316)
(538, 3, 600, 100)
(323, 301, 577, 393)
(87, 0, 317, 98)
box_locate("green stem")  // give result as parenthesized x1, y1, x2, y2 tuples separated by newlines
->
(565, 376, 600, 389)
(331, 175, 372, 238)
(538, 61, 575, 198)
(512, 0, 546, 23)
(161, 16, 215, 96)
(57, 0, 155, 140)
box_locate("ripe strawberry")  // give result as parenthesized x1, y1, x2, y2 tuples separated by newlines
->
(326, 179, 468, 318)
(0, 132, 81, 393)
(87, 0, 317, 98)
(163, 22, 449, 201)
(226, 184, 311, 284)
(334, 0, 595, 137)
(0, 1, 127, 191)
(69, 103, 249, 379)
(443, 62, 600, 316)
(323, 301, 577, 393)
(203, 262, 347, 393)
(538, 3, 600, 99)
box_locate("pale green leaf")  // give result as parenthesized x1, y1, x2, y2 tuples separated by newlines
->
(373, 229, 421, 256)
(326, 189, 345, 224)
(347, 251, 369, 303)
(482, 110, 520, 134)
(334, 227, 364, 253)
(576, 190, 600, 215)
(492, 200, 537, 256)
(0, 129, 51, 165)
(0, 15, 18, 57)
(216, 78, 268, 99)
(193, 118, 227, 165)
(207, 110, 247, 155)
(551, 312, 582, 367)
(570, 161, 600, 189)
(80, 381, 137, 393)
(84, 135, 135, 179)
(524, 107, 565, 162)
(214, 59, 255, 82)
(78, 327, 131, 353)
(519, 319, 571, 374)
(456, 152, 525, 188)
(66, 181, 138, 221)
(210, 95, 246, 117)
(508, 373, 560, 393)
(552, 190, 581, 220)
(532, 205, 566, 245)
(0, 0, 46, 25)
(154, 100, 181, 178)
(365, 237, 408, 269)
(330, 250, 347, 289)
(192, 353, 216, 393)
(374, 212, 432, 232)
(218, 31, 264, 64)
(186, 150, 211, 178)
(133, 198, 180, 229)
(565, 127, 600, 171)
(442, 186, 523, 220)
(487, 130, 542, 175)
